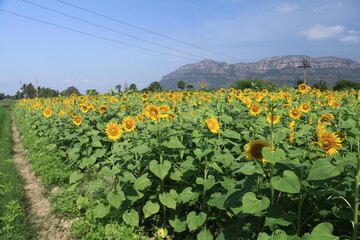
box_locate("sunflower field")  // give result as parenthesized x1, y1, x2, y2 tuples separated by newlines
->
(14, 84, 360, 239)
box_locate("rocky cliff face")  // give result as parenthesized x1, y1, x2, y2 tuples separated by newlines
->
(160, 55, 360, 89)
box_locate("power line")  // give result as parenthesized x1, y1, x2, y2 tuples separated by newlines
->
(0, 9, 198, 61)
(56, 0, 243, 61)
(23, 0, 207, 60)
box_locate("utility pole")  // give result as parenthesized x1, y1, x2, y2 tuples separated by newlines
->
(298, 58, 311, 85)
(36, 76, 39, 98)
(18, 81, 22, 99)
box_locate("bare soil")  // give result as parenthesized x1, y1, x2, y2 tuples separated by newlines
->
(11, 115, 72, 240)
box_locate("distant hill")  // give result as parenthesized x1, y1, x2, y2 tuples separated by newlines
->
(159, 55, 360, 89)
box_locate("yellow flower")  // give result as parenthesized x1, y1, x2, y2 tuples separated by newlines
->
(145, 105, 160, 120)
(266, 113, 280, 125)
(156, 228, 167, 239)
(318, 114, 334, 123)
(105, 122, 122, 140)
(122, 116, 136, 132)
(249, 103, 262, 115)
(289, 107, 301, 119)
(206, 117, 220, 133)
(73, 116, 82, 126)
(136, 114, 144, 122)
(244, 140, 271, 162)
(300, 102, 311, 113)
(43, 107, 52, 117)
(80, 105, 89, 113)
(201, 84, 207, 88)
(298, 84, 310, 93)
(98, 105, 107, 114)
(317, 128, 342, 156)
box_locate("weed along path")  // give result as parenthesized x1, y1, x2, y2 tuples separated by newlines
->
(11, 115, 72, 240)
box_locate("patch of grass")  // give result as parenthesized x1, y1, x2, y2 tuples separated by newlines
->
(0, 107, 35, 239)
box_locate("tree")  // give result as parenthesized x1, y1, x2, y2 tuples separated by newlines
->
(148, 81, 163, 92)
(39, 87, 59, 98)
(115, 84, 122, 93)
(231, 79, 278, 91)
(61, 86, 81, 96)
(0, 93, 5, 100)
(21, 83, 36, 98)
(296, 79, 304, 86)
(86, 89, 99, 95)
(333, 80, 360, 91)
(312, 80, 328, 91)
(129, 83, 138, 91)
(177, 80, 186, 90)
(186, 84, 194, 90)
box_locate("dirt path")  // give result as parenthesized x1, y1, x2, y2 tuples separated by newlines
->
(11, 115, 72, 240)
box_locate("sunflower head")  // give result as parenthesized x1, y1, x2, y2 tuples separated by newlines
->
(122, 116, 136, 132)
(99, 106, 108, 114)
(80, 105, 89, 113)
(298, 84, 310, 93)
(300, 102, 311, 113)
(105, 122, 122, 140)
(145, 105, 160, 120)
(244, 140, 271, 162)
(318, 114, 334, 123)
(249, 103, 262, 115)
(73, 116, 82, 126)
(289, 107, 301, 119)
(206, 117, 220, 133)
(43, 107, 52, 117)
(317, 130, 342, 156)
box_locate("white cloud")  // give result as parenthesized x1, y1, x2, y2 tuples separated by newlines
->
(340, 35, 360, 43)
(297, 24, 360, 43)
(297, 24, 344, 40)
(277, 3, 298, 13)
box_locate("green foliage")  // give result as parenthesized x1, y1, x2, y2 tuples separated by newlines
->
(231, 78, 279, 90)
(312, 80, 328, 91)
(14, 88, 360, 239)
(333, 80, 360, 91)
(0, 107, 34, 239)
(60, 86, 81, 96)
(148, 81, 163, 92)
(177, 80, 186, 90)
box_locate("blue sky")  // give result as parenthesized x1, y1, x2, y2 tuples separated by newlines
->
(1, 0, 359, 95)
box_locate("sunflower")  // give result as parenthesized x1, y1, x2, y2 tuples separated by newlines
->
(59, 108, 67, 116)
(298, 84, 310, 93)
(266, 113, 280, 125)
(80, 105, 89, 113)
(249, 103, 262, 115)
(317, 129, 342, 156)
(289, 107, 301, 119)
(145, 105, 160, 120)
(105, 122, 122, 140)
(244, 140, 271, 162)
(206, 117, 220, 133)
(201, 84, 207, 89)
(318, 114, 334, 123)
(300, 102, 311, 113)
(142, 93, 148, 101)
(43, 107, 52, 117)
(98, 105, 108, 114)
(72, 116, 82, 126)
(288, 121, 295, 143)
(122, 116, 136, 132)
(136, 114, 144, 122)
(159, 104, 170, 113)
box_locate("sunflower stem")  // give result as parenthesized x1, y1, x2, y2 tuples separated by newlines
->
(352, 138, 360, 240)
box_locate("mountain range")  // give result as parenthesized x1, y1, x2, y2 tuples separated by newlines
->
(159, 55, 360, 90)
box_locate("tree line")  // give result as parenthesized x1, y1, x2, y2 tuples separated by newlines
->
(1, 79, 360, 100)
